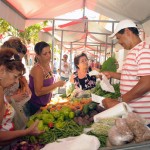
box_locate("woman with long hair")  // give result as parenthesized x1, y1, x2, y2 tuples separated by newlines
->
(24, 41, 65, 116)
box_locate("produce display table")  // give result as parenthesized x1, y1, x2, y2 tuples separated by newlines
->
(8, 83, 150, 150)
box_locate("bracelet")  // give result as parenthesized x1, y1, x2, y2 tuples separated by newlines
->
(118, 97, 123, 102)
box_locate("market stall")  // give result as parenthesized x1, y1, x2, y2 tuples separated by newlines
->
(9, 62, 150, 149)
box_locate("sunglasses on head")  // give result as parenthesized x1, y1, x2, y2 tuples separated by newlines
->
(8, 54, 21, 62)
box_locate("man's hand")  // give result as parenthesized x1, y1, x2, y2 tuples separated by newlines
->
(102, 98, 119, 109)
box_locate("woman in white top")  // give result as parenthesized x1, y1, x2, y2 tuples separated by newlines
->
(0, 48, 43, 147)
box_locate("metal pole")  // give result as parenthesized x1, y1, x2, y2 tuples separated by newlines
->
(51, 19, 55, 64)
(82, 0, 86, 18)
(59, 30, 64, 76)
(99, 45, 101, 63)
(104, 35, 108, 61)
(70, 43, 72, 71)
(111, 22, 115, 56)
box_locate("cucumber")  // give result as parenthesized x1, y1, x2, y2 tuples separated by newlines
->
(88, 102, 97, 110)
(83, 104, 89, 115)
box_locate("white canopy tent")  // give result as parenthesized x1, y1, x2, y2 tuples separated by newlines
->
(0, 0, 150, 60)
(1, 0, 150, 33)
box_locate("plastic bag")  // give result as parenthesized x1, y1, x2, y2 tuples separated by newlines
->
(108, 118, 134, 146)
(41, 134, 100, 150)
(115, 118, 133, 142)
(65, 82, 75, 97)
(12, 98, 28, 129)
(126, 112, 150, 143)
(99, 74, 115, 93)
(89, 70, 100, 76)
(108, 126, 126, 146)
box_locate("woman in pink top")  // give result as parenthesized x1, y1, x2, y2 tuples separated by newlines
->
(0, 48, 43, 147)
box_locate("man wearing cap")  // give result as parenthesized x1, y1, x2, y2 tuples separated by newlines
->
(102, 19, 150, 122)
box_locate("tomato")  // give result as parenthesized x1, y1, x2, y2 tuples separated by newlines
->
(48, 122, 54, 128)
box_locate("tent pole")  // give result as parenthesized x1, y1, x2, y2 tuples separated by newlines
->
(59, 30, 64, 77)
(111, 22, 115, 57)
(51, 19, 55, 64)
(104, 35, 108, 61)
(99, 45, 101, 63)
(82, 0, 86, 18)
(70, 43, 73, 72)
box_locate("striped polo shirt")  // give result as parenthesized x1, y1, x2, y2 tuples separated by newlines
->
(120, 41, 150, 121)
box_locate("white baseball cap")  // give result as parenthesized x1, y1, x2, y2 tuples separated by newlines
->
(109, 19, 137, 38)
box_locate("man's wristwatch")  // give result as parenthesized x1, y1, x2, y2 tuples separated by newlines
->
(118, 97, 123, 102)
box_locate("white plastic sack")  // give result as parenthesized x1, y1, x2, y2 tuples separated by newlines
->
(89, 70, 100, 76)
(90, 72, 115, 93)
(99, 74, 115, 93)
(41, 134, 100, 150)
(94, 102, 133, 122)
(91, 93, 105, 107)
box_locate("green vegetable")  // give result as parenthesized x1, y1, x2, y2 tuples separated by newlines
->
(75, 110, 81, 117)
(66, 83, 75, 97)
(44, 126, 49, 131)
(59, 93, 67, 98)
(101, 57, 117, 72)
(83, 104, 89, 115)
(30, 135, 37, 143)
(55, 121, 65, 129)
(87, 131, 107, 148)
(51, 111, 60, 119)
(57, 114, 65, 122)
(41, 109, 49, 114)
(38, 120, 44, 131)
(26, 119, 34, 128)
(91, 83, 121, 99)
(43, 118, 54, 124)
(91, 117, 116, 136)
(88, 102, 97, 110)
(63, 110, 70, 119)
(69, 111, 75, 119)
(24, 120, 83, 145)
(42, 114, 54, 124)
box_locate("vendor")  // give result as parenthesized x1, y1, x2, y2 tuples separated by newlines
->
(102, 19, 150, 122)
(23, 41, 66, 117)
(0, 48, 43, 146)
(70, 53, 97, 90)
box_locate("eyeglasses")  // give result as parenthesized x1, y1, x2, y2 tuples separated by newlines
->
(79, 59, 88, 64)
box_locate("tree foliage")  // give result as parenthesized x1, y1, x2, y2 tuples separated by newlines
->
(18, 24, 42, 44)
(0, 18, 61, 55)
(0, 18, 17, 36)
(0, 18, 48, 44)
